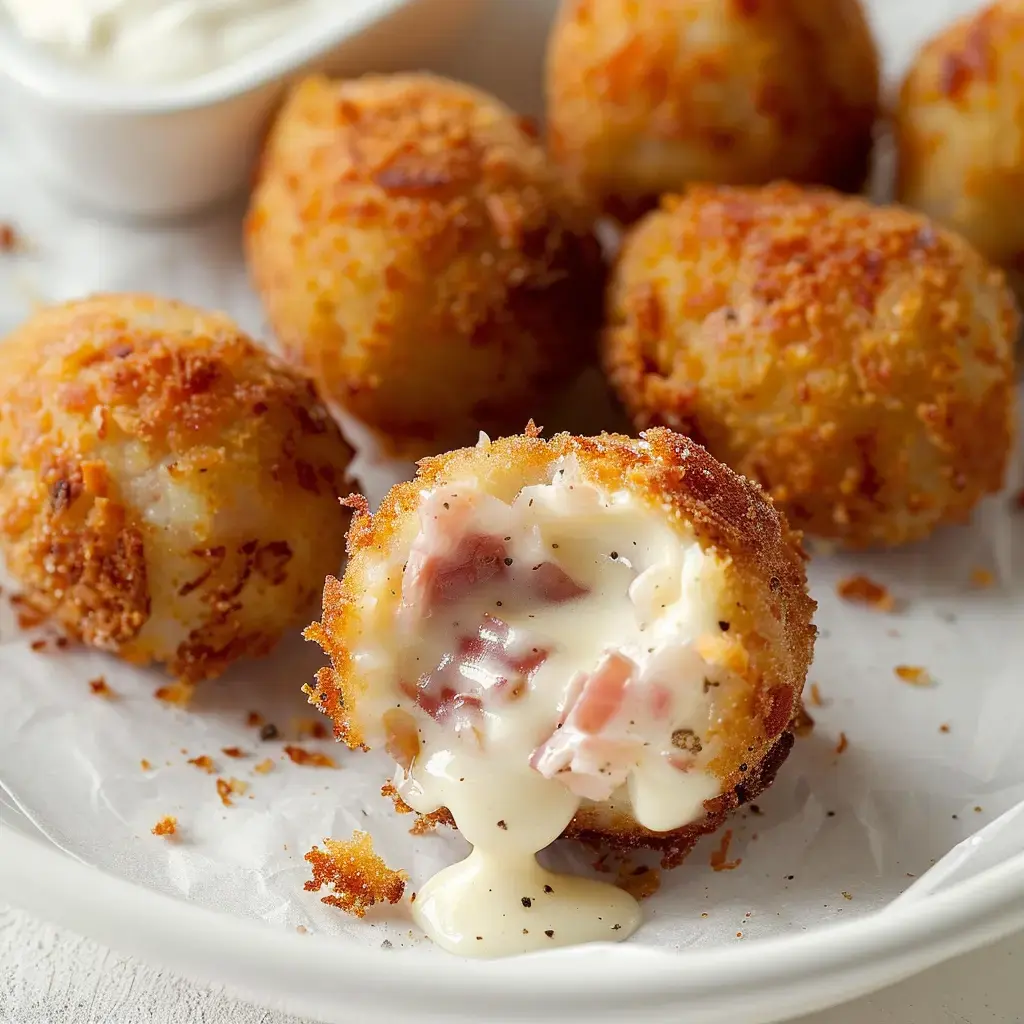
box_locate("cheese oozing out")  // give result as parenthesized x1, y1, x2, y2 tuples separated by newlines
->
(358, 456, 741, 957)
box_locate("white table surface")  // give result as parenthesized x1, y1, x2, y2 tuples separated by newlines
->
(0, 901, 1020, 1023)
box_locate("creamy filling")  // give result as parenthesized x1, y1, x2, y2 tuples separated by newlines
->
(363, 456, 736, 957)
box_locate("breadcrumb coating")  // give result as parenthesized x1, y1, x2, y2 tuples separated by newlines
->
(604, 184, 1018, 547)
(305, 426, 815, 867)
(246, 73, 605, 459)
(897, 0, 1024, 300)
(304, 831, 408, 917)
(0, 294, 354, 680)
(546, 0, 879, 220)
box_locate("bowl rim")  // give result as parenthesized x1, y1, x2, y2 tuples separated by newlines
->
(3, 819, 1024, 1021)
(0, 0, 416, 115)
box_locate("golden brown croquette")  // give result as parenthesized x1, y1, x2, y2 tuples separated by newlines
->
(897, 0, 1024, 301)
(245, 73, 605, 460)
(304, 426, 814, 867)
(603, 184, 1018, 548)
(546, 0, 879, 221)
(0, 294, 354, 680)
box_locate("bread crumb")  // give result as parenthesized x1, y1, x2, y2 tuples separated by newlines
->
(836, 574, 895, 611)
(615, 862, 661, 900)
(841, 891, 853, 900)
(296, 925, 308, 934)
(246, 711, 264, 727)
(140, 759, 153, 771)
(808, 682, 824, 707)
(939, 723, 951, 734)
(151, 816, 177, 837)
(221, 746, 247, 758)
(835, 731, 848, 754)
(284, 745, 336, 768)
(254, 758, 275, 775)
(216, 777, 248, 806)
(188, 755, 216, 774)
(970, 567, 994, 588)
(294, 718, 329, 740)
(792, 702, 815, 737)
(89, 676, 115, 698)
(894, 664, 933, 686)
(304, 831, 407, 917)
(30, 638, 48, 652)
(154, 681, 194, 706)
(710, 829, 741, 872)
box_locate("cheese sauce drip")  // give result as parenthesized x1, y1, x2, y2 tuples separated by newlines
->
(369, 458, 735, 957)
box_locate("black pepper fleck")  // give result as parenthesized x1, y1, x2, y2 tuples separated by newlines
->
(521, 897, 532, 908)
(497, 820, 508, 830)
(543, 884, 553, 893)
(718, 621, 730, 631)
(544, 930, 554, 938)
(610, 551, 618, 559)
(612, 923, 621, 930)
(503, 557, 513, 566)
(259, 723, 279, 741)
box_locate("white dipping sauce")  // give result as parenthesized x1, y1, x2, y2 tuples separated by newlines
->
(2, 0, 329, 83)
(365, 456, 737, 957)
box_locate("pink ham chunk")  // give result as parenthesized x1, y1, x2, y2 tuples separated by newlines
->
(530, 653, 685, 802)
(410, 615, 549, 726)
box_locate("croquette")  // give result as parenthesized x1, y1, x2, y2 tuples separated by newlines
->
(546, 0, 879, 220)
(896, 0, 1024, 301)
(305, 425, 815, 869)
(245, 73, 605, 460)
(0, 294, 354, 680)
(603, 184, 1018, 547)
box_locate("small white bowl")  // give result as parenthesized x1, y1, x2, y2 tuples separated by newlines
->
(0, 0, 479, 220)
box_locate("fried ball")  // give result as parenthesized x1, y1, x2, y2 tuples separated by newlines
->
(245, 73, 605, 460)
(603, 184, 1019, 548)
(896, 0, 1024, 300)
(0, 294, 354, 681)
(305, 426, 814, 870)
(545, 0, 879, 220)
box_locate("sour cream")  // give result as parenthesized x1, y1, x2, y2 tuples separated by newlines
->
(1, 0, 329, 83)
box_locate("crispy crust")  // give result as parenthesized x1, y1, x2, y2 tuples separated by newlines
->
(245, 73, 605, 459)
(0, 294, 354, 680)
(897, 0, 1024, 293)
(603, 183, 1019, 547)
(546, 0, 879, 219)
(306, 426, 815, 864)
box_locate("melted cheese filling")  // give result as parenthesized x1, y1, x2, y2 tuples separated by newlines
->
(362, 457, 736, 957)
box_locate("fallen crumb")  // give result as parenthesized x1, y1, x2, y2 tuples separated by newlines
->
(792, 703, 815, 737)
(140, 759, 153, 771)
(835, 732, 849, 755)
(615, 862, 662, 901)
(808, 682, 824, 707)
(284, 745, 336, 768)
(939, 723, 951, 734)
(836, 574, 895, 612)
(841, 891, 853, 901)
(700, 912, 709, 918)
(975, 805, 983, 813)
(710, 829, 741, 872)
(259, 723, 280, 741)
(30, 638, 48, 652)
(54, 636, 70, 649)
(216, 777, 248, 806)
(894, 665, 933, 687)
(736, 931, 743, 938)
(381, 939, 393, 949)
(254, 758, 275, 775)
(294, 718, 329, 741)
(409, 809, 449, 835)
(88, 676, 116, 698)
(0, 222, 19, 252)
(970, 567, 995, 589)
(296, 925, 308, 934)
(246, 711, 264, 728)
(188, 755, 216, 774)
(304, 831, 407, 917)
(151, 816, 177, 837)
(221, 746, 247, 758)
(154, 681, 194, 706)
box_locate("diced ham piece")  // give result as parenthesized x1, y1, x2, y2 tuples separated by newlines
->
(407, 532, 508, 610)
(531, 652, 682, 802)
(531, 561, 588, 603)
(411, 615, 550, 726)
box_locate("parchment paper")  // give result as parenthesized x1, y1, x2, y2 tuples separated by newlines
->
(0, 0, 1022, 955)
